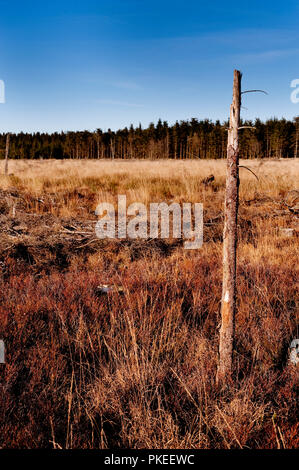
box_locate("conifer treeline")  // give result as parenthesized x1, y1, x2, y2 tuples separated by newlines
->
(1, 117, 298, 160)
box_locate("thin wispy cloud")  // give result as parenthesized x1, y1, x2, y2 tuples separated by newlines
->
(112, 80, 142, 90)
(97, 99, 143, 107)
(109, 27, 299, 71)
(233, 47, 299, 64)
(2, 1, 298, 132)
(118, 27, 299, 49)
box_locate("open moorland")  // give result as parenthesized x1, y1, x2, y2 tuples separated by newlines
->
(0, 158, 298, 448)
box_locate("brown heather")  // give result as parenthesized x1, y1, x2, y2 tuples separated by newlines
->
(0, 158, 298, 449)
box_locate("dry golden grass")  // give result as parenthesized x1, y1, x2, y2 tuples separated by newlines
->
(0, 158, 298, 449)
(0, 158, 298, 217)
(1, 158, 298, 196)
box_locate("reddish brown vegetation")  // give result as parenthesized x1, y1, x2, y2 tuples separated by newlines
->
(0, 160, 298, 449)
(0, 249, 297, 448)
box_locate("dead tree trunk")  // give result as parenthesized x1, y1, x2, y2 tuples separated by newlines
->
(294, 117, 299, 159)
(217, 70, 242, 383)
(4, 133, 10, 176)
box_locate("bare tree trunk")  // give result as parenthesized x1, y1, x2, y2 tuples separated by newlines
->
(110, 139, 115, 159)
(217, 70, 242, 384)
(4, 133, 10, 176)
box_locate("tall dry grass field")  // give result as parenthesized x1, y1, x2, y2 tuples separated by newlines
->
(0, 158, 298, 448)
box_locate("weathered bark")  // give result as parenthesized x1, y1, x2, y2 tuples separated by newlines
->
(217, 70, 242, 383)
(294, 117, 299, 159)
(4, 133, 10, 176)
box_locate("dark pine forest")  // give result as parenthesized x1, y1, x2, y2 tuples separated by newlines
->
(1, 117, 298, 160)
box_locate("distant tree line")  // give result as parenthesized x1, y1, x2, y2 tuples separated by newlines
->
(1, 117, 298, 160)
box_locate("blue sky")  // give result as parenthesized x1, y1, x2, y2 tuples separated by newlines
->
(0, 0, 298, 133)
